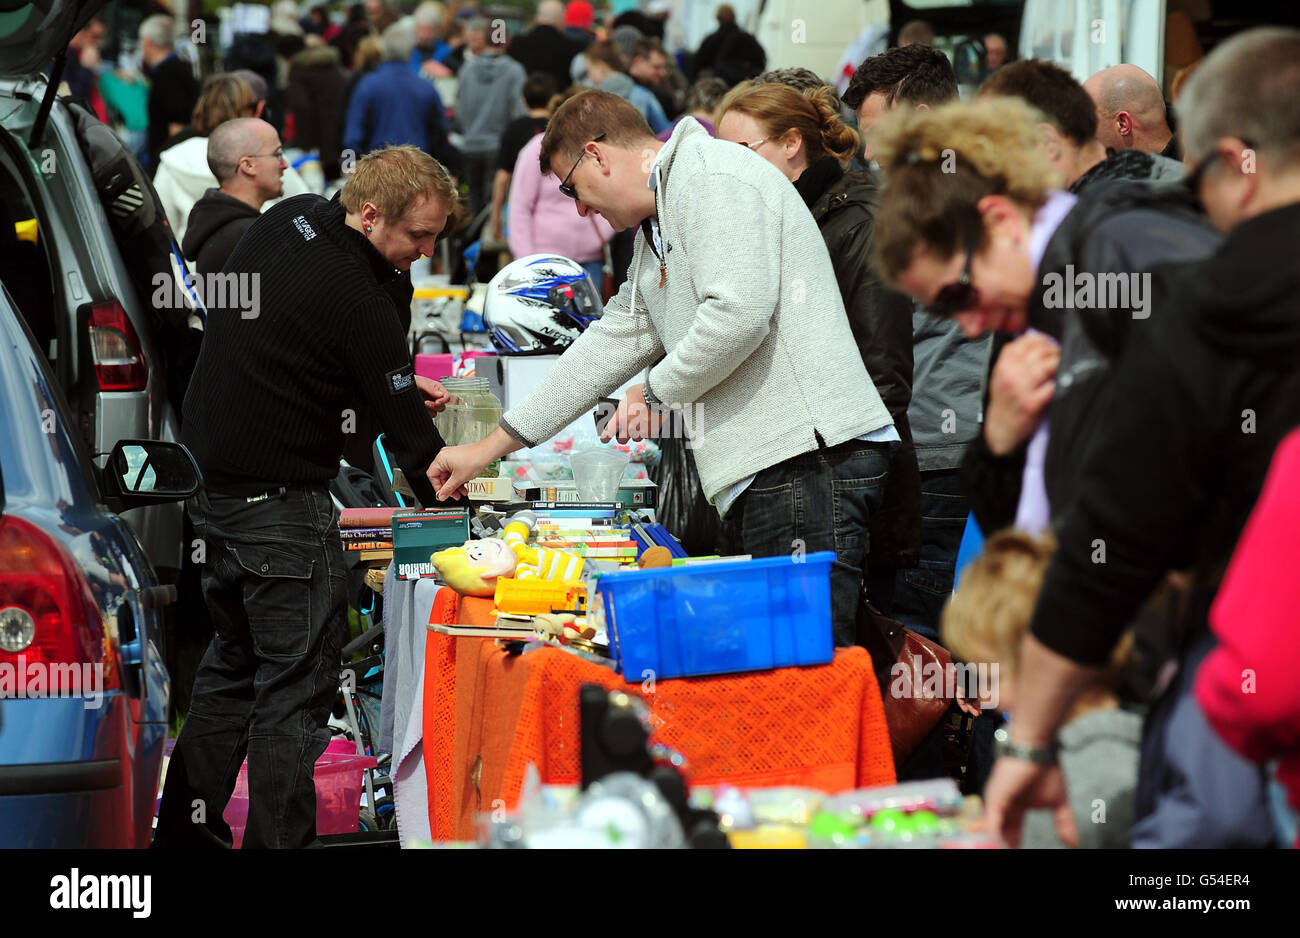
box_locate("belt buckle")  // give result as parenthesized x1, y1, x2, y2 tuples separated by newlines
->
(245, 486, 287, 504)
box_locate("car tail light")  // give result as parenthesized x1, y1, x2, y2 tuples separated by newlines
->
(0, 516, 119, 696)
(88, 300, 148, 392)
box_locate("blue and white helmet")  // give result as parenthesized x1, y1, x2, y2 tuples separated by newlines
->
(484, 254, 603, 353)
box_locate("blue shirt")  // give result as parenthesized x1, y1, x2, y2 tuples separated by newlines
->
(344, 61, 448, 156)
(410, 41, 452, 71)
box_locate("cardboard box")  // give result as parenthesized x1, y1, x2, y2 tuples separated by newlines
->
(392, 508, 469, 580)
(464, 476, 515, 502)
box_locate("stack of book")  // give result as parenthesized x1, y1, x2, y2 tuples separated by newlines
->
(339, 507, 396, 567)
(530, 505, 640, 566)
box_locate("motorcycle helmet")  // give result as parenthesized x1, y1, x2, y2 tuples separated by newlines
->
(483, 254, 603, 353)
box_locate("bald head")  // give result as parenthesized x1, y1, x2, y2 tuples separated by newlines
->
(1084, 64, 1172, 153)
(536, 0, 563, 25)
(207, 118, 285, 207)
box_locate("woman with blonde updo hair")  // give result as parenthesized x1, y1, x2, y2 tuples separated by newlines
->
(716, 79, 922, 596)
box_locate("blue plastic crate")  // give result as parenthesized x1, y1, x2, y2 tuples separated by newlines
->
(597, 552, 836, 680)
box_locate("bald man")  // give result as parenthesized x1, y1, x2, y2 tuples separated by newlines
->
(182, 118, 287, 274)
(1084, 64, 1177, 157)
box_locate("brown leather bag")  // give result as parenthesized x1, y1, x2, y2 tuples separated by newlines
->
(856, 597, 956, 765)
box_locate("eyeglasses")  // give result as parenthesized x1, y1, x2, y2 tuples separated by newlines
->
(735, 138, 766, 151)
(559, 133, 606, 200)
(929, 229, 982, 319)
(246, 147, 284, 162)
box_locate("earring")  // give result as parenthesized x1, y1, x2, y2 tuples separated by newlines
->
(364, 225, 372, 234)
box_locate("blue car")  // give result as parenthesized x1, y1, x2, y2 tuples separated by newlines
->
(0, 280, 200, 848)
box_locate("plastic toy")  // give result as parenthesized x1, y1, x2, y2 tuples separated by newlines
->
(502, 510, 586, 581)
(495, 577, 588, 616)
(430, 537, 518, 596)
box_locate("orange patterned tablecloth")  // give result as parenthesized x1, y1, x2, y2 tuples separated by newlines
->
(421, 588, 895, 841)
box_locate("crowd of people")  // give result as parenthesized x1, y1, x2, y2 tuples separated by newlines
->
(66, 3, 1299, 850)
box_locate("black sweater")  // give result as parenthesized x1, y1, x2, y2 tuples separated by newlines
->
(183, 193, 444, 504)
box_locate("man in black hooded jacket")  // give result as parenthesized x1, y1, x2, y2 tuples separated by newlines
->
(181, 118, 286, 273)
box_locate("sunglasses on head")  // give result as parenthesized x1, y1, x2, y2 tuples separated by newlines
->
(559, 133, 606, 200)
(929, 228, 982, 319)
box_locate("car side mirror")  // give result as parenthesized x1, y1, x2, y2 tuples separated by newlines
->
(101, 440, 202, 512)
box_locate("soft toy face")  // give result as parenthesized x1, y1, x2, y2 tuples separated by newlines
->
(431, 538, 518, 596)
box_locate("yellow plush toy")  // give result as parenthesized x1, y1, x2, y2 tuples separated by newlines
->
(430, 510, 586, 597)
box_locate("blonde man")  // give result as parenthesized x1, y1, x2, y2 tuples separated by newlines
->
(156, 146, 456, 850)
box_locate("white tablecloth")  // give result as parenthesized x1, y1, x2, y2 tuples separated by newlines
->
(378, 568, 441, 846)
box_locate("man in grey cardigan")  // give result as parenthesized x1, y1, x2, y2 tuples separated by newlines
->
(429, 90, 896, 643)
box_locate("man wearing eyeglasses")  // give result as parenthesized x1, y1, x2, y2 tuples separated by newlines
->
(429, 89, 898, 646)
(182, 118, 288, 274)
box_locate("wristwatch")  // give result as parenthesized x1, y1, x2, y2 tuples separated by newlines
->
(994, 733, 1058, 765)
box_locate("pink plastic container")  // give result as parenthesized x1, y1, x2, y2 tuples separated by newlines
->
(415, 353, 454, 381)
(222, 745, 378, 847)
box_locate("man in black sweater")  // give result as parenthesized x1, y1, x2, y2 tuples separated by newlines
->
(985, 27, 1300, 848)
(156, 145, 455, 849)
(139, 14, 199, 173)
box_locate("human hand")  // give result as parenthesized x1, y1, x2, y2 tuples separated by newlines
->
(415, 375, 452, 415)
(600, 383, 663, 444)
(427, 443, 490, 501)
(421, 59, 452, 80)
(984, 333, 1059, 455)
(954, 689, 983, 718)
(984, 755, 1077, 848)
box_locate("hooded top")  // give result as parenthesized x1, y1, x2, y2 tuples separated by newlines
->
(1069, 148, 1185, 194)
(153, 135, 312, 243)
(181, 188, 261, 274)
(454, 51, 527, 154)
(596, 72, 670, 134)
(1030, 200, 1300, 668)
(500, 118, 892, 506)
(960, 180, 1220, 536)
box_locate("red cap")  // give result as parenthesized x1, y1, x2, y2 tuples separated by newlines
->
(565, 1, 595, 31)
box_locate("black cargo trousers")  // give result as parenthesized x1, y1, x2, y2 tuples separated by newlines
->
(154, 483, 347, 848)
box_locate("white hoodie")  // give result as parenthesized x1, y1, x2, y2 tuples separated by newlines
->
(153, 135, 312, 242)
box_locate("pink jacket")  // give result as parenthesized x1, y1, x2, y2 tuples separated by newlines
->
(507, 132, 614, 264)
(1196, 427, 1300, 847)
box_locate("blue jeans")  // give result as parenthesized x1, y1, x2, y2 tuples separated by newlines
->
(890, 468, 968, 642)
(154, 484, 348, 849)
(581, 260, 605, 288)
(719, 439, 891, 646)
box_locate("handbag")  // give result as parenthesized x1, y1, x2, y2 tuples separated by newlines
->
(856, 596, 956, 765)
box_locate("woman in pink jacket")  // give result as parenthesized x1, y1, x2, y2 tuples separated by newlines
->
(1196, 426, 1300, 847)
(507, 128, 614, 286)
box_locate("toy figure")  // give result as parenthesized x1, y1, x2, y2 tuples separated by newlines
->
(430, 510, 586, 596)
(430, 537, 518, 596)
(502, 510, 586, 580)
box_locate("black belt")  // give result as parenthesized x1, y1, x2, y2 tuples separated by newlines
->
(207, 482, 328, 503)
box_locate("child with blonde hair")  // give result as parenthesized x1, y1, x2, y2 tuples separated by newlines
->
(942, 531, 1141, 848)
